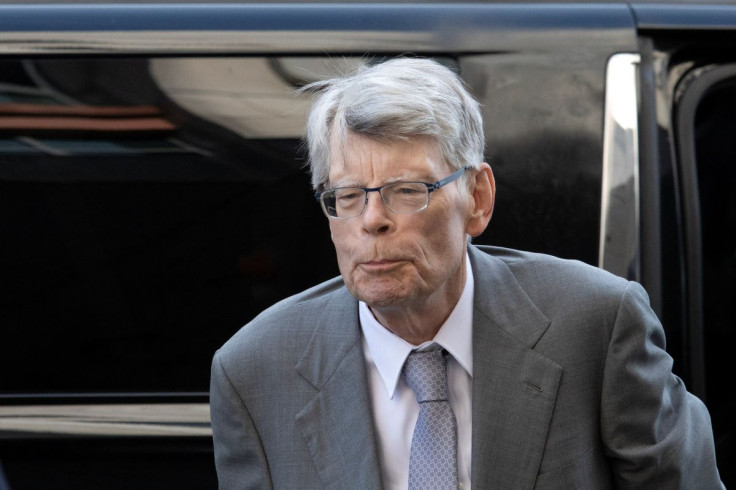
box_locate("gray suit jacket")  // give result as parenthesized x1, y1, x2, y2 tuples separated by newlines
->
(210, 245, 723, 489)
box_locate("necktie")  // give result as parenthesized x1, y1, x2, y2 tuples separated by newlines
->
(403, 349, 459, 489)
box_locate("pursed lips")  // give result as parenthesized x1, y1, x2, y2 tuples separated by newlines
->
(357, 258, 408, 272)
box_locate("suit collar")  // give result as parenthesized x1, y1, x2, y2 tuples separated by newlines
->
(468, 246, 562, 489)
(294, 286, 383, 490)
(295, 286, 360, 389)
(468, 245, 552, 349)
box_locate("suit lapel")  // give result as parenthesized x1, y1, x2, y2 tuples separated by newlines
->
(294, 287, 383, 490)
(469, 247, 562, 489)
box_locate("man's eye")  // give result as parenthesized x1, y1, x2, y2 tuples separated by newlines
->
(337, 191, 362, 202)
(396, 186, 420, 194)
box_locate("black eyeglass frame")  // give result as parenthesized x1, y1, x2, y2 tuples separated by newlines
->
(315, 164, 473, 219)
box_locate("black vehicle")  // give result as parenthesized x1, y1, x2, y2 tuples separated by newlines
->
(0, 2, 733, 488)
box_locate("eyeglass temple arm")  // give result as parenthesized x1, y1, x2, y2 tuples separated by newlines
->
(428, 164, 474, 192)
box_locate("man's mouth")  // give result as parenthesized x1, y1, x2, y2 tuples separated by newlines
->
(358, 259, 406, 272)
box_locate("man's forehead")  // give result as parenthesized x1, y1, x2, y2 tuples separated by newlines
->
(327, 134, 444, 183)
(328, 157, 437, 184)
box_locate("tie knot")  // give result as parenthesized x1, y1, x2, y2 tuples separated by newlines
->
(403, 350, 449, 403)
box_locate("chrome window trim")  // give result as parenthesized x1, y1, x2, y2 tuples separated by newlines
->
(0, 31, 438, 55)
(0, 403, 211, 438)
(599, 53, 641, 279)
(0, 4, 635, 55)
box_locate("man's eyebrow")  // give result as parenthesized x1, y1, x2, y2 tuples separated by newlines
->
(384, 173, 431, 183)
(328, 178, 360, 188)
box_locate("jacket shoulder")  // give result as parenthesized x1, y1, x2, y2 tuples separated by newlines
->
(470, 245, 640, 328)
(473, 245, 630, 296)
(215, 275, 348, 367)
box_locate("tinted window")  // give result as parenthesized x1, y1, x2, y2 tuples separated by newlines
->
(1, 54, 604, 396)
(694, 76, 736, 484)
(0, 57, 341, 394)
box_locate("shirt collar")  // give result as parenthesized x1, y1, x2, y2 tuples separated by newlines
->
(360, 253, 474, 399)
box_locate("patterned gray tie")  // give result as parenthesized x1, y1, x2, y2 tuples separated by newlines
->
(403, 349, 459, 489)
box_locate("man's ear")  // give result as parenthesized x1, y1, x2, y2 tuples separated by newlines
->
(465, 162, 495, 238)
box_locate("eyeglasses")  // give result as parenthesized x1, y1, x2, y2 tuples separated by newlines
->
(316, 164, 472, 219)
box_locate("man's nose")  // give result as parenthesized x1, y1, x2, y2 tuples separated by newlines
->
(361, 191, 392, 233)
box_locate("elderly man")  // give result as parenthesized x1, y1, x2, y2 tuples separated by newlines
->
(210, 58, 723, 489)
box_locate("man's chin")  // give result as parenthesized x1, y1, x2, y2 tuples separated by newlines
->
(351, 286, 411, 309)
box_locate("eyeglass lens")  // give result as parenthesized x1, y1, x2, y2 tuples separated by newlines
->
(322, 182, 429, 218)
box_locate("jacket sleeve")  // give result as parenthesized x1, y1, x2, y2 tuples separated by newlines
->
(210, 350, 273, 490)
(600, 281, 724, 489)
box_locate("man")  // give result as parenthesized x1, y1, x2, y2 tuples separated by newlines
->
(210, 58, 723, 489)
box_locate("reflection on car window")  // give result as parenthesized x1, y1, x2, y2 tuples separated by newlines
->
(0, 56, 356, 394)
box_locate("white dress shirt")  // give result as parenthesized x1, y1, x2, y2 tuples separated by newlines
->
(360, 255, 474, 490)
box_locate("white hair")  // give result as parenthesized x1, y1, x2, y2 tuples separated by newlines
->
(302, 57, 485, 191)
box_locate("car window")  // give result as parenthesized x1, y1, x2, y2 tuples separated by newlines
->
(0, 56, 343, 395)
(0, 52, 606, 396)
